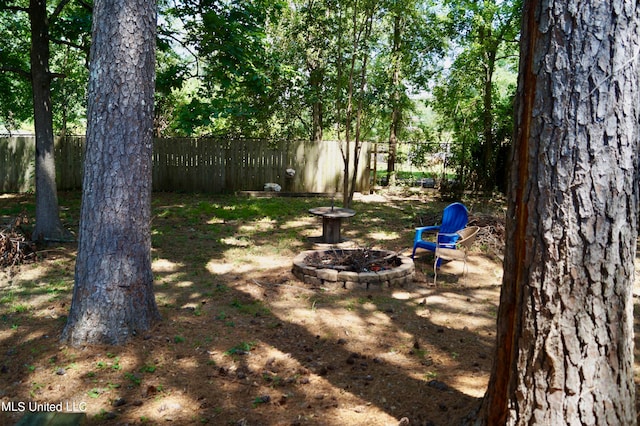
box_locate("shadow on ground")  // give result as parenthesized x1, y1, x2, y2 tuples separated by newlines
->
(1, 191, 508, 425)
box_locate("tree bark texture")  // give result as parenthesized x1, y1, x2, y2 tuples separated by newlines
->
(29, 0, 69, 242)
(62, 0, 160, 345)
(476, 0, 639, 424)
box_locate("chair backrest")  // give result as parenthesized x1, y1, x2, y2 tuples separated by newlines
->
(456, 226, 480, 250)
(440, 203, 469, 234)
(435, 203, 469, 248)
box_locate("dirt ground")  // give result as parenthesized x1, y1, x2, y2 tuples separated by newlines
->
(0, 190, 638, 425)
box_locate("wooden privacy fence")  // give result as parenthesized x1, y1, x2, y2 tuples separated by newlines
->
(0, 136, 371, 194)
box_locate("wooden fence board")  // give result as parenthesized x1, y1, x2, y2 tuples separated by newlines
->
(0, 136, 35, 192)
(55, 136, 84, 190)
(0, 137, 371, 194)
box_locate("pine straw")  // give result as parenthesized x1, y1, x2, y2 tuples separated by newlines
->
(1, 213, 37, 268)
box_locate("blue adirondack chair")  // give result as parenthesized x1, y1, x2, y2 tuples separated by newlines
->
(411, 202, 469, 260)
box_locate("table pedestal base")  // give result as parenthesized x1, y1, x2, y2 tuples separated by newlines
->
(322, 217, 343, 244)
(308, 206, 356, 245)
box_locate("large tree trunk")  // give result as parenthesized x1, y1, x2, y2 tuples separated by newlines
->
(62, 0, 160, 346)
(29, 0, 69, 242)
(473, 0, 639, 424)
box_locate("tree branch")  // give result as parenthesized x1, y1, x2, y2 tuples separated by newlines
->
(0, 5, 29, 13)
(160, 31, 200, 67)
(0, 66, 30, 79)
(51, 37, 87, 51)
(495, 53, 519, 62)
(51, 0, 72, 21)
(76, 0, 92, 11)
(294, 110, 309, 134)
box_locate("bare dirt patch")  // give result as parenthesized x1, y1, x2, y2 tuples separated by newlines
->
(0, 190, 637, 425)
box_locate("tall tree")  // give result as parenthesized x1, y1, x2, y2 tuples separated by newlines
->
(473, 0, 639, 423)
(433, 0, 519, 192)
(29, 0, 69, 241)
(173, 0, 289, 138)
(380, 0, 444, 187)
(62, 0, 160, 345)
(298, 0, 332, 142)
(276, 0, 346, 141)
(334, 0, 379, 207)
(1, 0, 81, 242)
(385, 7, 403, 187)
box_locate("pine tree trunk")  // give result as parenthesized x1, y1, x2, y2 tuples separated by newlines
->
(29, 0, 69, 242)
(473, 1, 639, 424)
(61, 0, 160, 346)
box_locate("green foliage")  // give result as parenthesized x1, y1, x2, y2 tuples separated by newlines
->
(0, 1, 91, 134)
(87, 388, 104, 398)
(1, 0, 519, 183)
(124, 372, 142, 386)
(252, 395, 271, 407)
(170, 0, 291, 137)
(225, 341, 255, 355)
(164, 0, 448, 142)
(369, 0, 446, 129)
(0, 292, 16, 305)
(0, 9, 32, 131)
(155, 6, 195, 136)
(430, 0, 520, 192)
(49, 1, 91, 135)
(140, 363, 158, 373)
(230, 299, 270, 317)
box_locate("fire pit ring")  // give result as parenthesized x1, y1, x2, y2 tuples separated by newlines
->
(292, 249, 414, 290)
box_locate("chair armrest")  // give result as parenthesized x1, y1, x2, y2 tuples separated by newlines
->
(435, 246, 466, 260)
(414, 225, 440, 242)
(436, 231, 460, 249)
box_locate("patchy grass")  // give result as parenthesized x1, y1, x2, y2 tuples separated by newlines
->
(0, 190, 515, 425)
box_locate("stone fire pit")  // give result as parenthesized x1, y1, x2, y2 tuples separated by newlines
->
(292, 248, 414, 290)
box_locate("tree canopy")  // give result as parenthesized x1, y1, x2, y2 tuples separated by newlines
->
(0, 0, 91, 135)
(0, 0, 521, 193)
